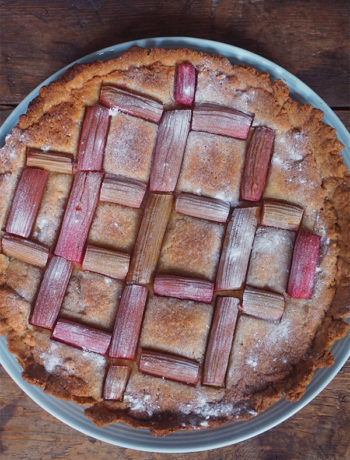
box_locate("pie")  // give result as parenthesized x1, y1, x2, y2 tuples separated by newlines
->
(0, 46, 349, 437)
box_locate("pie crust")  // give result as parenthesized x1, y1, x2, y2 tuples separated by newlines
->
(0, 46, 349, 436)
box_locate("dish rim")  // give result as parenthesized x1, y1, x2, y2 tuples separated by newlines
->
(0, 36, 349, 453)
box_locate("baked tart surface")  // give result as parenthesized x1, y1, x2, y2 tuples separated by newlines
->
(0, 47, 349, 437)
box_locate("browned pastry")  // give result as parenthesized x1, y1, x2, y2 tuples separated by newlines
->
(0, 46, 349, 436)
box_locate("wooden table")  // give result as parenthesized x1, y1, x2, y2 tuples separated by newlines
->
(0, 1, 349, 458)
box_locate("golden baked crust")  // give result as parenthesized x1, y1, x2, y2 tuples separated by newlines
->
(0, 46, 349, 437)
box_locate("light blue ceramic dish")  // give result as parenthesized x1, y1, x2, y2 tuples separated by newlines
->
(0, 37, 349, 453)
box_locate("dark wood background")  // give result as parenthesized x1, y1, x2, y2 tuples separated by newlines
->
(0, 1, 349, 458)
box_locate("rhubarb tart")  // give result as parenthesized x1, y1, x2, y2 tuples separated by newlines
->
(0, 46, 349, 436)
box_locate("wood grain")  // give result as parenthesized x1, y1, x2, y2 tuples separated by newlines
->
(0, 0, 349, 458)
(0, 0, 349, 107)
(0, 363, 349, 459)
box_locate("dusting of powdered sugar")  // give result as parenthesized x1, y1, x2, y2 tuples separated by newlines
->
(33, 217, 49, 239)
(39, 341, 71, 374)
(252, 227, 293, 256)
(246, 356, 258, 369)
(267, 317, 291, 345)
(124, 393, 159, 416)
(315, 212, 328, 241)
(242, 316, 293, 372)
(211, 190, 228, 202)
(272, 131, 310, 172)
(279, 131, 308, 161)
(271, 154, 284, 166)
(108, 107, 120, 116)
(40, 342, 105, 375)
(40, 353, 66, 373)
(177, 393, 251, 422)
(81, 350, 106, 368)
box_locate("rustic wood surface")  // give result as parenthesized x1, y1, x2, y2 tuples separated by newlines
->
(0, 1, 349, 459)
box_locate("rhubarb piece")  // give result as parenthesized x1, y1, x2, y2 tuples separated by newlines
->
(192, 103, 253, 140)
(82, 245, 130, 280)
(103, 365, 130, 400)
(287, 230, 321, 299)
(262, 200, 304, 231)
(54, 172, 103, 263)
(99, 85, 163, 123)
(26, 148, 73, 174)
(154, 274, 214, 303)
(52, 318, 111, 355)
(127, 193, 173, 284)
(241, 126, 275, 201)
(30, 256, 73, 329)
(2, 234, 49, 267)
(203, 297, 239, 387)
(150, 110, 191, 192)
(77, 104, 110, 171)
(6, 167, 48, 238)
(175, 193, 230, 223)
(109, 285, 148, 359)
(139, 349, 199, 385)
(174, 62, 196, 106)
(242, 286, 285, 322)
(100, 174, 146, 208)
(216, 207, 259, 291)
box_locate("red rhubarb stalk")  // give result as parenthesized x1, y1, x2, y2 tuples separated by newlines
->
(241, 286, 285, 322)
(261, 200, 304, 231)
(54, 172, 103, 263)
(154, 274, 214, 303)
(139, 349, 199, 385)
(216, 207, 260, 291)
(52, 318, 111, 355)
(82, 245, 130, 280)
(26, 148, 73, 174)
(100, 174, 146, 208)
(2, 234, 49, 267)
(127, 193, 173, 284)
(109, 285, 148, 359)
(174, 62, 196, 106)
(30, 256, 73, 329)
(149, 110, 191, 192)
(77, 105, 110, 171)
(192, 103, 253, 140)
(287, 230, 320, 299)
(103, 365, 130, 400)
(203, 297, 239, 387)
(6, 168, 48, 238)
(241, 126, 275, 201)
(175, 193, 230, 223)
(99, 85, 163, 123)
